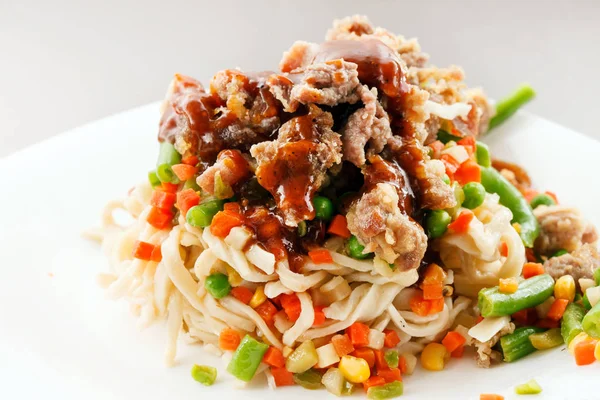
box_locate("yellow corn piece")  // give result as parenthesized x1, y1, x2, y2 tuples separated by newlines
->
(420, 343, 449, 371)
(339, 355, 370, 383)
(512, 222, 522, 233)
(554, 275, 576, 302)
(225, 264, 243, 287)
(283, 346, 294, 358)
(568, 332, 590, 355)
(595, 341, 600, 361)
(499, 277, 519, 294)
(249, 286, 267, 309)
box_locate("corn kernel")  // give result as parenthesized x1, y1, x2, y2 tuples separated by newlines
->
(283, 346, 293, 358)
(420, 343, 449, 371)
(595, 341, 600, 361)
(225, 264, 243, 287)
(568, 332, 590, 355)
(554, 275, 576, 302)
(339, 355, 371, 383)
(499, 277, 519, 294)
(249, 286, 266, 308)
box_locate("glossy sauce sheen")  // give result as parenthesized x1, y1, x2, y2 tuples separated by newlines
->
(363, 155, 414, 215)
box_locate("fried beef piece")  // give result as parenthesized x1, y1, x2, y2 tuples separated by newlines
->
(544, 244, 600, 288)
(534, 205, 598, 255)
(196, 149, 250, 196)
(250, 105, 342, 227)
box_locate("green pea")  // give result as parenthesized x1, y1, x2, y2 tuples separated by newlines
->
(204, 273, 231, 299)
(462, 182, 486, 209)
(347, 235, 373, 259)
(313, 196, 334, 221)
(186, 200, 224, 228)
(530, 194, 556, 209)
(425, 210, 451, 239)
(475, 142, 491, 167)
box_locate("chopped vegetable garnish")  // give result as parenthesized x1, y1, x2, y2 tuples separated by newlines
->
(462, 182, 486, 209)
(582, 301, 600, 339)
(339, 355, 371, 383)
(514, 379, 542, 395)
(488, 84, 536, 130)
(191, 364, 217, 386)
(574, 338, 598, 365)
(219, 328, 241, 351)
(204, 273, 232, 299)
(347, 235, 373, 259)
(425, 209, 451, 238)
(500, 326, 545, 362)
(186, 200, 224, 228)
(562, 303, 586, 345)
(313, 196, 334, 221)
(227, 335, 269, 382)
(529, 193, 556, 209)
(156, 142, 182, 183)
(347, 322, 371, 347)
(420, 343, 449, 371)
(270, 367, 295, 387)
(528, 328, 563, 350)
(293, 369, 324, 390)
(367, 381, 404, 400)
(442, 331, 467, 353)
(328, 214, 351, 238)
(286, 340, 319, 374)
(475, 142, 491, 167)
(148, 170, 161, 187)
(554, 275, 576, 302)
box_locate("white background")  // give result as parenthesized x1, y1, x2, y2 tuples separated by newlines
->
(1, 0, 599, 157)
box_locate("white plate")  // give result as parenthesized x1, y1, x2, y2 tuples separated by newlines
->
(0, 104, 598, 400)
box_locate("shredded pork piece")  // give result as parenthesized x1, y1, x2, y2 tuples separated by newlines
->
(279, 41, 319, 73)
(544, 244, 600, 287)
(534, 205, 598, 254)
(474, 321, 515, 368)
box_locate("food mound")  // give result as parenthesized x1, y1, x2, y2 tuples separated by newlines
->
(90, 15, 600, 399)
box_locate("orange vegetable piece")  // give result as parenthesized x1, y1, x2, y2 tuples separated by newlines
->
(230, 286, 254, 305)
(442, 331, 467, 353)
(422, 283, 444, 300)
(181, 155, 199, 166)
(313, 306, 326, 326)
(448, 210, 474, 234)
(373, 349, 388, 370)
(147, 206, 173, 229)
(219, 328, 241, 351)
(363, 376, 386, 391)
(352, 348, 375, 369)
(574, 339, 598, 366)
(270, 367, 295, 387)
(410, 292, 431, 317)
(263, 346, 286, 368)
(480, 395, 504, 400)
(347, 322, 371, 347)
(332, 334, 355, 357)
(441, 153, 460, 175)
(423, 263, 446, 284)
(150, 245, 162, 262)
(383, 329, 401, 348)
(171, 163, 198, 181)
(132, 240, 156, 261)
(223, 202, 241, 214)
(522, 262, 545, 279)
(499, 241, 509, 257)
(377, 368, 402, 383)
(398, 356, 408, 374)
(161, 182, 179, 193)
(327, 215, 351, 238)
(454, 159, 481, 185)
(176, 188, 200, 216)
(547, 298, 569, 321)
(451, 345, 465, 358)
(308, 249, 334, 264)
(280, 294, 301, 322)
(428, 298, 445, 314)
(150, 189, 177, 210)
(457, 136, 476, 156)
(210, 210, 244, 238)
(428, 140, 444, 159)
(255, 300, 277, 325)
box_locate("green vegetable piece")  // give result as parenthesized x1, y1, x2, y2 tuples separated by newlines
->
(191, 364, 217, 386)
(561, 303, 586, 345)
(489, 84, 536, 130)
(462, 182, 486, 209)
(183, 178, 201, 191)
(186, 200, 224, 228)
(528, 328, 564, 350)
(347, 235, 373, 260)
(313, 196, 334, 221)
(297, 221, 308, 237)
(515, 379, 543, 395)
(293, 369, 323, 390)
(480, 167, 540, 247)
(437, 130, 462, 144)
(367, 381, 404, 400)
(594, 267, 600, 286)
(478, 274, 555, 318)
(384, 350, 399, 369)
(204, 273, 231, 299)
(475, 142, 491, 167)
(286, 340, 319, 373)
(551, 249, 568, 258)
(425, 210, 452, 239)
(582, 301, 600, 339)
(156, 142, 182, 183)
(226, 335, 269, 382)
(214, 171, 234, 200)
(529, 193, 556, 209)
(442, 174, 451, 185)
(500, 326, 545, 362)
(342, 381, 356, 396)
(148, 170, 161, 187)
(583, 293, 592, 310)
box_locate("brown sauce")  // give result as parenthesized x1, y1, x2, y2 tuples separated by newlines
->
(363, 155, 414, 215)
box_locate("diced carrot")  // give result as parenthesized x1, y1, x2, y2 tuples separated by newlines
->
(537, 318, 560, 329)
(176, 188, 200, 216)
(219, 328, 241, 351)
(171, 163, 198, 181)
(499, 277, 519, 294)
(451, 345, 465, 358)
(499, 241, 509, 257)
(161, 182, 179, 193)
(352, 348, 375, 369)
(525, 248, 538, 262)
(547, 298, 569, 321)
(132, 240, 155, 261)
(480, 395, 504, 400)
(270, 367, 295, 387)
(428, 140, 445, 159)
(428, 298, 445, 315)
(377, 368, 402, 383)
(398, 356, 408, 374)
(522, 262, 545, 279)
(327, 215, 351, 238)
(448, 210, 474, 234)
(373, 349, 388, 370)
(181, 155, 199, 166)
(210, 210, 244, 238)
(347, 322, 371, 347)
(457, 136, 476, 156)
(423, 263, 446, 284)
(313, 306, 326, 326)
(410, 292, 431, 317)
(422, 283, 444, 300)
(512, 308, 538, 326)
(383, 329, 401, 348)
(223, 202, 241, 213)
(308, 249, 334, 264)
(332, 334, 355, 357)
(230, 286, 254, 305)
(454, 159, 481, 185)
(441, 153, 460, 175)
(147, 206, 173, 229)
(442, 331, 467, 353)
(280, 294, 301, 322)
(263, 346, 285, 368)
(150, 189, 177, 210)
(545, 191, 559, 204)
(574, 339, 598, 366)
(150, 245, 162, 262)
(523, 188, 539, 202)
(363, 376, 386, 391)
(255, 300, 277, 325)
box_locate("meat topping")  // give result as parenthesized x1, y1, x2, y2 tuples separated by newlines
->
(534, 205, 598, 255)
(543, 244, 600, 286)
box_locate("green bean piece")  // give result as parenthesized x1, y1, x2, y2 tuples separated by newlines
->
(551, 249, 568, 258)
(480, 167, 539, 247)
(583, 293, 592, 310)
(425, 210, 452, 239)
(204, 273, 231, 299)
(436, 130, 462, 144)
(528, 328, 563, 350)
(462, 182, 486, 209)
(186, 200, 224, 228)
(489, 84, 536, 130)
(367, 381, 404, 400)
(227, 335, 269, 382)
(530, 193, 556, 209)
(594, 267, 600, 286)
(183, 178, 201, 191)
(191, 364, 217, 386)
(475, 142, 491, 167)
(384, 350, 399, 369)
(293, 369, 323, 390)
(500, 326, 545, 362)
(347, 235, 373, 260)
(515, 379, 542, 395)
(582, 301, 600, 339)
(478, 274, 555, 318)
(313, 196, 334, 221)
(561, 303, 586, 345)
(156, 142, 182, 183)
(148, 170, 161, 187)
